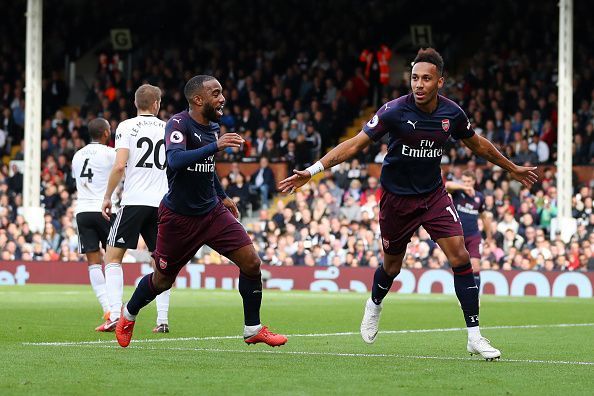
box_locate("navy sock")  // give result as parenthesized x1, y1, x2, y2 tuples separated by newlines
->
(453, 263, 479, 327)
(473, 272, 481, 290)
(239, 271, 262, 326)
(126, 274, 159, 316)
(371, 265, 396, 305)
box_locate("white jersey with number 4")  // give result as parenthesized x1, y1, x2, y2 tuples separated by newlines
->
(72, 142, 116, 214)
(115, 114, 168, 207)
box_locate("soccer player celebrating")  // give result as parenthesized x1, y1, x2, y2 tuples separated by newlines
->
(279, 48, 538, 360)
(99, 84, 171, 333)
(72, 118, 116, 330)
(114, 75, 287, 348)
(445, 170, 492, 290)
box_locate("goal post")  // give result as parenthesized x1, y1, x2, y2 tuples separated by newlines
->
(555, 0, 577, 242)
(23, 0, 44, 232)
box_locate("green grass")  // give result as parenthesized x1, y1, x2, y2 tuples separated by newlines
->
(1, 285, 593, 395)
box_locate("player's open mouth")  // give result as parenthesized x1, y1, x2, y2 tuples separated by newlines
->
(415, 92, 425, 99)
(216, 105, 224, 116)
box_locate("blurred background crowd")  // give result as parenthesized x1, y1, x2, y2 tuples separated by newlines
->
(0, 0, 592, 271)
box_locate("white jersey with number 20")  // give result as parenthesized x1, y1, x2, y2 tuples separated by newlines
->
(115, 115, 168, 207)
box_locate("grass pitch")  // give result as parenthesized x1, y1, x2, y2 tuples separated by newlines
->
(1, 285, 593, 395)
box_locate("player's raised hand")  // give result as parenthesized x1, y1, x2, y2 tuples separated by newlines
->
(101, 198, 112, 221)
(509, 165, 538, 189)
(222, 196, 240, 218)
(216, 133, 244, 150)
(464, 186, 476, 196)
(278, 169, 312, 194)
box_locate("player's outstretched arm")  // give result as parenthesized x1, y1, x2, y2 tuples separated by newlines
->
(445, 181, 474, 196)
(102, 148, 129, 220)
(462, 134, 538, 189)
(278, 131, 372, 193)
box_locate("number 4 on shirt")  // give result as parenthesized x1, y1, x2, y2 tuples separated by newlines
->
(80, 158, 94, 182)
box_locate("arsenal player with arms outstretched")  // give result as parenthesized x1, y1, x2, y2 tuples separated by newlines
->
(280, 48, 538, 360)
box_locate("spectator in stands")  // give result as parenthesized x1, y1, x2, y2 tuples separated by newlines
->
(226, 173, 251, 216)
(529, 134, 550, 163)
(339, 194, 361, 222)
(226, 162, 246, 184)
(249, 157, 275, 209)
(513, 140, 539, 165)
(374, 143, 388, 163)
(304, 123, 322, 162)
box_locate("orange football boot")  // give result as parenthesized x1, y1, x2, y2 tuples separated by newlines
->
(95, 318, 117, 332)
(244, 326, 287, 347)
(115, 307, 136, 347)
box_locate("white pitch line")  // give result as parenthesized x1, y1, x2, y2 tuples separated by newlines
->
(22, 322, 594, 347)
(0, 291, 85, 295)
(65, 344, 594, 366)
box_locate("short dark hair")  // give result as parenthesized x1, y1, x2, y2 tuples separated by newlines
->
(413, 48, 444, 76)
(184, 75, 215, 103)
(88, 118, 109, 140)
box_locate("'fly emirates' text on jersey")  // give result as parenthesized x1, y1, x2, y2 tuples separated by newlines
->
(451, 190, 485, 237)
(364, 93, 475, 195)
(162, 111, 222, 216)
(72, 142, 116, 214)
(115, 115, 168, 207)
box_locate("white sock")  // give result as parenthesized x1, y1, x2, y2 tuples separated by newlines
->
(105, 262, 123, 321)
(368, 297, 382, 309)
(467, 326, 482, 340)
(123, 305, 136, 321)
(88, 264, 109, 313)
(156, 289, 170, 325)
(244, 324, 262, 338)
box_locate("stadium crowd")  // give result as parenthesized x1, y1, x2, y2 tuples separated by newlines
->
(218, 164, 593, 273)
(0, 1, 592, 271)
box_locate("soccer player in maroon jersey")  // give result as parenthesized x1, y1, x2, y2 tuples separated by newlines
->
(115, 75, 287, 348)
(446, 170, 492, 291)
(280, 48, 538, 360)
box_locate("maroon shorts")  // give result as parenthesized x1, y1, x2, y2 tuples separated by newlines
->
(464, 234, 482, 259)
(379, 186, 463, 255)
(152, 200, 252, 276)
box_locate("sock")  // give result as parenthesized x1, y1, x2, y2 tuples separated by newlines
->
(467, 325, 482, 340)
(238, 271, 262, 327)
(453, 263, 480, 328)
(88, 264, 109, 313)
(473, 271, 481, 290)
(123, 305, 136, 321)
(156, 289, 170, 325)
(105, 263, 123, 321)
(371, 265, 396, 305)
(244, 324, 263, 338)
(126, 273, 159, 316)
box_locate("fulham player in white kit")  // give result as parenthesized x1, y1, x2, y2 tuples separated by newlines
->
(72, 118, 116, 330)
(98, 84, 171, 333)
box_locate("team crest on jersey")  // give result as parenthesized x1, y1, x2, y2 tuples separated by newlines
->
(159, 258, 168, 269)
(441, 119, 450, 132)
(170, 131, 184, 144)
(367, 115, 379, 128)
(382, 237, 390, 250)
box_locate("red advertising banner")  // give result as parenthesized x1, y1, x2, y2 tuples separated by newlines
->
(0, 261, 593, 298)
